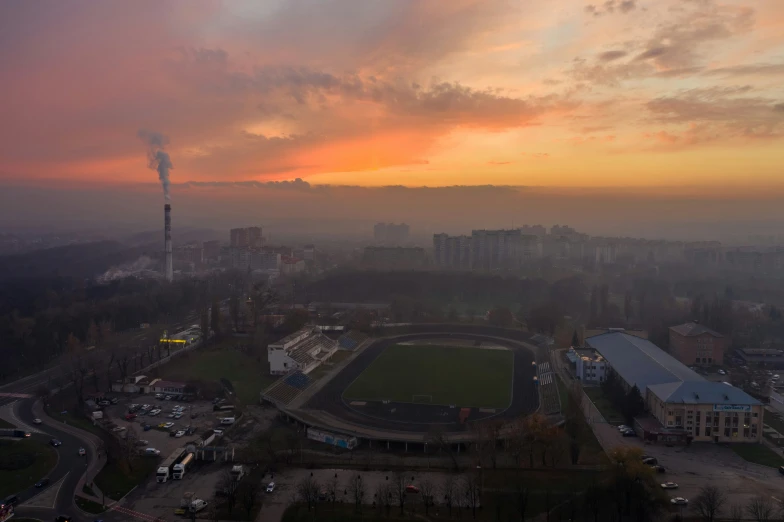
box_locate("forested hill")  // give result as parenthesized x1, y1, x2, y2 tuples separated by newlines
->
(0, 240, 156, 281)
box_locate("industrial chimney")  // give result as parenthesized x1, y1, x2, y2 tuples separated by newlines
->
(164, 204, 173, 282)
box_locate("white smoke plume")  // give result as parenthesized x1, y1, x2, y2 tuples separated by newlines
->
(97, 256, 159, 284)
(138, 129, 173, 201)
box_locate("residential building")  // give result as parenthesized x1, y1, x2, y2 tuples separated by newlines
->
(203, 240, 221, 260)
(147, 379, 188, 395)
(230, 226, 263, 248)
(281, 256, 305, 275)
(174, 241, 203, 265)
(586, 332, 762, 443)
(575, 352, 608, 383)
(433, 233, 472, 270)
(267, 326, 338, 375)
(373, 223, 410, 244)
(669, 322, 727, 366)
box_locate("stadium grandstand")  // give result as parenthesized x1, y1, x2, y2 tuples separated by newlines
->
(337, 330, 369, 351)
(268, 326, 338, 375)
(262, 370, 314, 405)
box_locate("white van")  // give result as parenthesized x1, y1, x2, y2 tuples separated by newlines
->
(220, 417, 235, 425)
(145, 448, 161, 456)
(189, 499, 208, 513)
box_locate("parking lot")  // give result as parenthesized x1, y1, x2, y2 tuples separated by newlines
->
(102, 393, 238, 456)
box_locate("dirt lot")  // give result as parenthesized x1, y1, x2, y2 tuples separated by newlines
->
(104, 393, 237, 456)
(127, 461, 228, 519)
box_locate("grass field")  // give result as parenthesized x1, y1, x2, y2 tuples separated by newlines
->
(164, 346, 276, 405)
(94, 457, 159, 501)
(343, 344, 513, 408)
(583, 386, 625, 424)
(0, 439, 58, 498)
(730, 443, 784, 468)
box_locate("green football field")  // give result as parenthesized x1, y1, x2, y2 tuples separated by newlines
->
(343, 344, 514, 408)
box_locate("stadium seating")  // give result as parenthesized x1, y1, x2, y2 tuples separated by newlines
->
(337, 330, 368, 351)
(285, 371, 312, 390)
(263, 371, 314, 405)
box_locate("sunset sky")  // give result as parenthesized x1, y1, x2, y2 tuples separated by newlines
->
(1, 1, 784, 237)
(2, 0, 782, 191)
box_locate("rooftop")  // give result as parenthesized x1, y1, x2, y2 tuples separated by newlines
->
(669, 322, 724, 338)
(648, 381, 760, 406)
(585, 332, 702, 391)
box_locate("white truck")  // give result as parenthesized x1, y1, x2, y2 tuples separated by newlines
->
(172, 453, 194, 480)
(230, 465, 245, 483)
(156, 447, 186, 483)
(189, 499, 208, 513)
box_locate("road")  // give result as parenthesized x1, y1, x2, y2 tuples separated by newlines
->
(0, 315, 200, 522)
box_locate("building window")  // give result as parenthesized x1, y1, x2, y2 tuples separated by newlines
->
(705, 427, 711, 436)
(724, 417, 731, 426)
(753, 412, 759, 418)
(675, 416, 682, 425)
(744, 428, 750, 438)
(708, 358, 712, 363)
(667, 421, 673, 426)
(668, 410, 674, 416)
(732, 427, 739, 437)
(724, 428, 730, 437)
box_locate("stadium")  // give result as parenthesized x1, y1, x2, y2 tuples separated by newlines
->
(263, 325, 552, 446)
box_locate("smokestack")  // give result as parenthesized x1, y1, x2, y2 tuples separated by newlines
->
(164, 204, 173, 282)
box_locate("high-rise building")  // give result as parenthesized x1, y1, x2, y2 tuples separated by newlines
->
(362, 246, 426, 270)
(373, 223, 410, 244)
(230, 226, 263, 248)
(433, 234, 473, 270)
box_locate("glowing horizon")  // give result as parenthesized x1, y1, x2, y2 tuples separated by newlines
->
(0, 0, 783, 192)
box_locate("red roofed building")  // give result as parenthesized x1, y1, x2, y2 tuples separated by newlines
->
(669, 321, 727, 367)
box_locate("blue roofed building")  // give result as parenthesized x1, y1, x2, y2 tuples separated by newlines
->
(585, 331, 763, 444)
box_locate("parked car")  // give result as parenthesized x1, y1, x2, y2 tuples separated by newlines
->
(50, 439, 62, 447)
(405, 485, 420, 494)
(266, 482, 275, 493)
(779, 465, 784, 476)
(660, 482, 678, 489)
(213, 429, 224, 437)
(125, 414, 137, 420)
(163, 422, 175, 429)
(617, 425, 631, 432)
(3, 495, 19, 507)
(175, 430, 185, 438)
(718, 369, 726, 375)
(143, 424, 151, 431)
(35, 478, 50, 488)
(145, 448, 161, 456)
(154, 393, 163, 399)
(111, 426, 126, 433)
(642, 457, 658, 465)
(174, 413, 182, 420)
(670, 497, 689, 506)
(78, 448, 86, 456)
(164, 395, 172, 401)
(622, 429, 636, 437)
(135, 440, 149, 446)
(650, 465, 666, 473)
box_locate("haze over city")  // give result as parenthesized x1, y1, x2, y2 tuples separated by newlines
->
(5, 2, 784, 522)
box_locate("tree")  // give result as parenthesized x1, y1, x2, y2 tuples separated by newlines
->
(729, 503, 744, 522)
(622, 385, 646, 424)
(747, 496, 774, 522)
(526, 302, 562, 336)
(590, 286, 599, 321)
(199, 308, 210, 341)
(210, 299, 221, 337)
(347, 473, 365, 514)
(571, 330, 580, 348)
(692, 485, 727, 522)
(250, 282, 279, 328)
(463, 472, 482, 519)
(513, 482, 530, 522)
(229, 293, 240, 332)
(218, 467, 240, 514)
(427, 425, 459, 471)
(488, 307, 514, 328)
(419, 477, 436, 516)
(599, 284, 610, 316)
(391, 471, 408, 516)
(583, 483, 604, 522)
(295, 476, 320, 512)
(441, 475, 456, 518)
(624, 290, 634, 322)
(239, 483, 259, 519)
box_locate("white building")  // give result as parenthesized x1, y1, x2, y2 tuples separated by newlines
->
(576, 353, 608, 383)
(268, 326, 338, 375)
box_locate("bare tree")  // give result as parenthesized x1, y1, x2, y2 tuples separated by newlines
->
(747, 496, 774, 522)
(295, 476, 320, 512)
(325, 474, 339, 507)
(441, 475, 456, 518)
(239, 482, 259, 519)
(391, 471, 408, 516)
(118, 428, 139, 472)
(692, 485, 727, 522)
(583, 483, 603, 522)
(420, 477, 436, 516)
(217, 467, 240, 514)
(346, 473, 366, 514)
(513, 481, 530, 522)
(463, 472, 482, 519)
(427, 425, 459, 471)
(728, 503, 744, 522)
